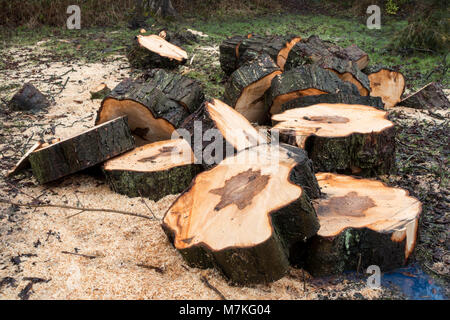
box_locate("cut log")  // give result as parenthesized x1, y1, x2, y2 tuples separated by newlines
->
(141, 69, 204, 113)
(343, 44, 369, 70)
(238, 35, 302, 71)
(366, 68, 406, 108)
(29, 116, 135, 184)
(316, 55, 370, 96)
(282, 93, 384, 112)
(90, 83, 111, 100)
(302, 173, 421, 276)
(9, 83, 50, 111)
(219, 35, 251, 76)
(96, 78, 191, 143)
(7, 141, 44, 177)
(126, 34, 187, 69)
(267, 65, 360, 115)
(103, 139, 202, 200)
(400, 82, 450, 109)
(223, 54, 282, 124)
(178, 99, 268, 168)
(162, 144, 319, 285)
(272, 104, 395, 176)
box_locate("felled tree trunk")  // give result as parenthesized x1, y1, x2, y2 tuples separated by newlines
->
(267, 65, 360, 115)
(9, 83, 50, 111)
(400, 82, 449, 109)
(272, 103, 395, 176)
(103, 139, 202, 200)
(281, 93, 384, 112)
(219, 34, 300, 76)
(127, 34, 187, 69)
(162, 144, 319, 285)
(29, 116, 135, 184)
(177, 99, 268, 168)
(96, 76, 200, 142)
(302, 173, 421, 276)
(364, 66, 406, 109)
(223, 53, 282, 124)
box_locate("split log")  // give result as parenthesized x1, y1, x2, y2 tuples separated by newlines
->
(272, 104, 395, 176)
(103, 139, 202, 200)
(178, 99, 268, 168)
(29, 116, 135, 184)
(9, 83, 50, 111)
(223, 54, 282, 124)
(267, 65, 360, 115)
(162, 144, 319, 285)
(7, 141, 44, 177)
(343, 44, 369, 70)
(281, 93, 384, 112)
(140, 69, 204, 113)
(303, 173, 421, 276)
(126, 34, 187, 69)
(96, 77, 193, 143)
(365, 67, 406, 108)
(400, 82, 450, 109)
(90, 83, 111, 100)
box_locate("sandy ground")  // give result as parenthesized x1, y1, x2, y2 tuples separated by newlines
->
(0, 41, 445, 300)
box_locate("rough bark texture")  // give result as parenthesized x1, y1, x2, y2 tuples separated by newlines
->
(400, 82, 449, 109)
(315, 55, 370, 96)
(223, 53, 281, 124)
(281, 127, 396, 176)
(141, 69, 205, 113)
(162, 146, 319, 285)
(304, 227, 410, 276)
(96, 77, 191, 142)
(9, 83, 50, 111)
(104, 164, 202, 201)
(281, 93, 384, 112)
(343, 44, 369, 70)
(219, 35, 249, 76)
(29, 116, 135, 184)
(90, 84, 111, 100)
(267, 65, 360, 115)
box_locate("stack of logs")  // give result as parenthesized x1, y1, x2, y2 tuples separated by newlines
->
(10, 30, 439, 285)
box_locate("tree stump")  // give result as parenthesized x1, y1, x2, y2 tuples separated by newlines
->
(178, 99, 268, 168)
(302, 173, 421, 276)
(162, 144, 319, 285)
(281, 93, 384, 112)
(223, 53, 282, 124)
(400, 82, 449, 109)
(90, 83, 111, 100)
(365, 67, 406, 108)
(272, 104, 395, 176)
(127, 34, 187, 69)
(267, 65, 360, 115)
(29, 116, 135, 184)
(9, 83, 50, 111)
(103, 139, 202, 200)
(96, 77, 196, 143)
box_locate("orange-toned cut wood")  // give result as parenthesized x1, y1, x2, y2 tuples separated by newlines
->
(368, 69, 405, 108)
(137, 35, 188, 62)
(302, 173, 421, 276)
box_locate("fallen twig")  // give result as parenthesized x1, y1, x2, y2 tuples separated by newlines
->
(136, 263, 165, 274)
(0, 198, 157, 221)
(200, 275, 226, 300)
(61, 251, 98, 260)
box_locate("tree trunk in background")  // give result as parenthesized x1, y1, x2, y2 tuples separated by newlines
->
(149, 0, 177, 17)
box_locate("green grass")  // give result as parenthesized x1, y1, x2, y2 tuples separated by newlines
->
(1, 13, 448, 95)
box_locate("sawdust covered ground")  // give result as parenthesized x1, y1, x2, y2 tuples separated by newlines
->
(0, 41, 443, 300)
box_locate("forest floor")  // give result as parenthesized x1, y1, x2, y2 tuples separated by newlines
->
(0, 13, 448, 300)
